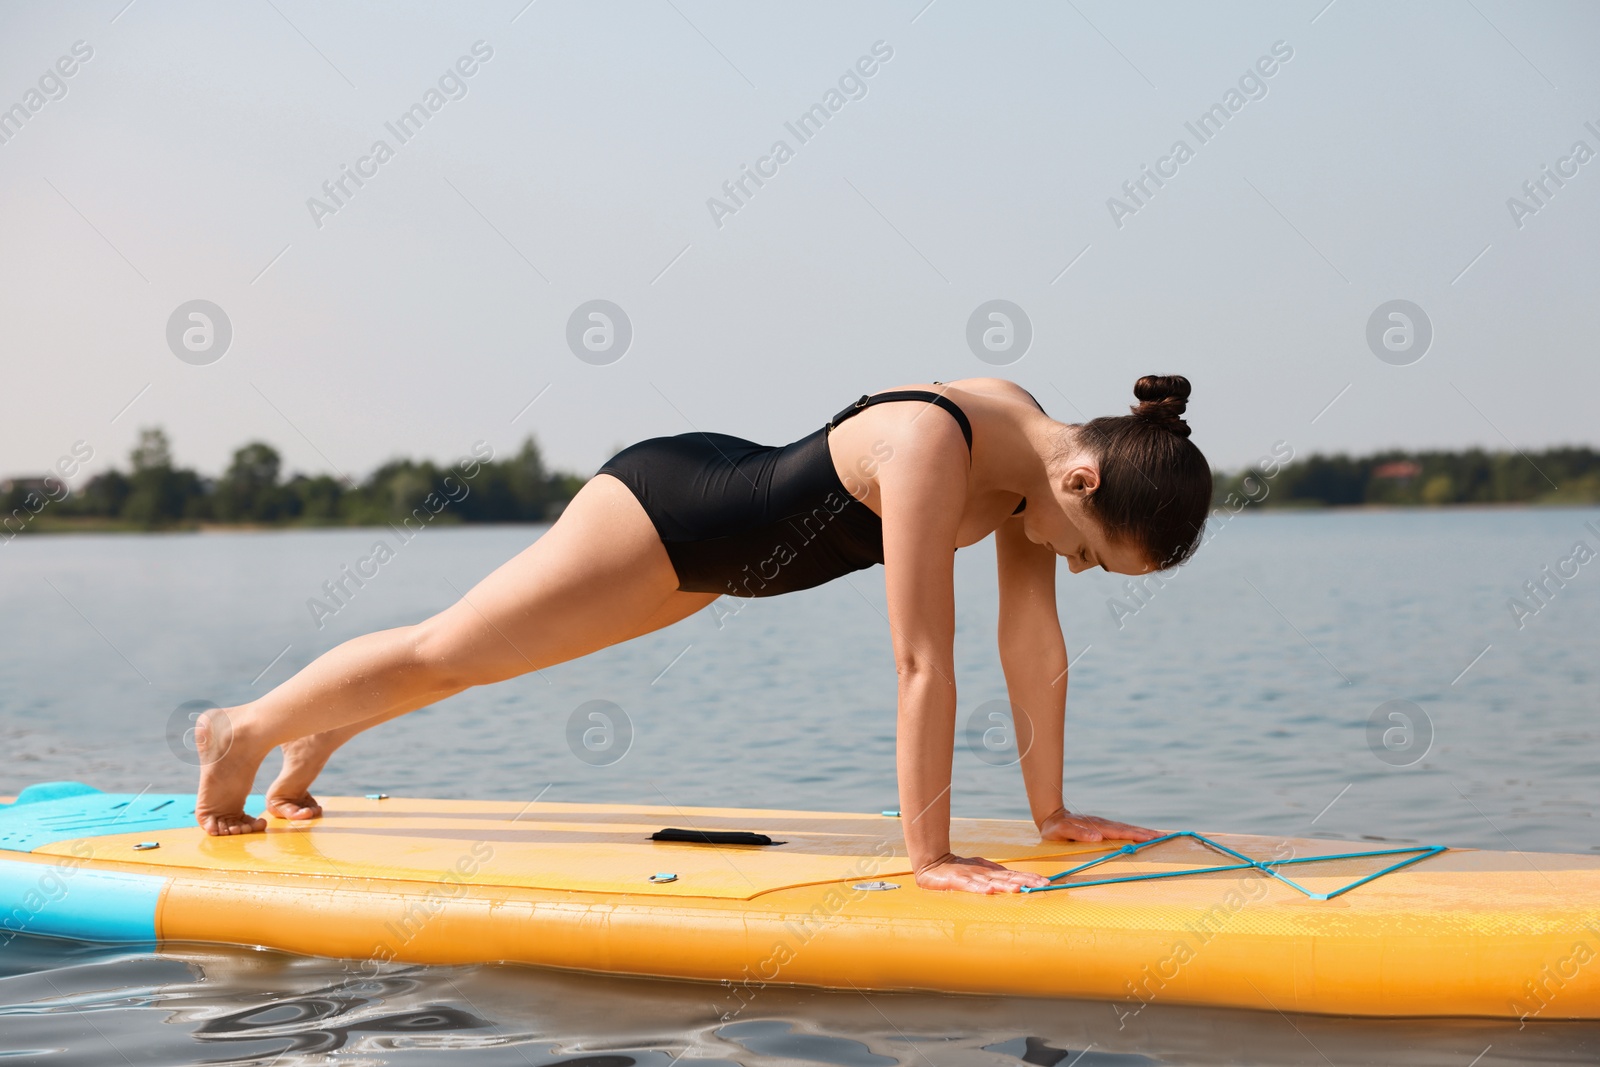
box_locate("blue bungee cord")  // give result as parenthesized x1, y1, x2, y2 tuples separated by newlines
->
(1019, 830, 1447, 901)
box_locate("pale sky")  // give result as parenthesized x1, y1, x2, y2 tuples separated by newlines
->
(2, 1, 1597, 484)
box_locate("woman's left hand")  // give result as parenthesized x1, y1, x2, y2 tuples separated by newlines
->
(1039, 807, 1162, 844)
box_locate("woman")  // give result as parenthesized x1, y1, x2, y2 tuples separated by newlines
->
(194, 375, 1212, 894)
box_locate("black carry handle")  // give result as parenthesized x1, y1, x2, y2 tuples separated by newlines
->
(651, 828, 784, 846)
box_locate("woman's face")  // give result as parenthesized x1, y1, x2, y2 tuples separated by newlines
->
(1024, 459, 1155, 576)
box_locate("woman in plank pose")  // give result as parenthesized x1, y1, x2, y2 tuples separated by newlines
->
(195, 375, 1212, 894)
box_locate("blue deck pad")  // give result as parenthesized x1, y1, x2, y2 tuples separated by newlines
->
(0, 783, 264, 853)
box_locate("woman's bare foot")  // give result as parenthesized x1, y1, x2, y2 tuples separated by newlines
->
(264, 733, 339, 821)
(194, 707, 268, 835)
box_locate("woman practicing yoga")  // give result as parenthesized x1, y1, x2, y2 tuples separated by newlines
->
(194, 375, 1212, 894)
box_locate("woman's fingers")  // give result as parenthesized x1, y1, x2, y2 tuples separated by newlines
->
(1042, 811, 1164, 843)
(941, 869, 1039, 893)
(1043, 813, 1102, 841)
(915, 855, 1051, 893)
(1093, 818, 1162, 842)
(915, 817, 1171, 894)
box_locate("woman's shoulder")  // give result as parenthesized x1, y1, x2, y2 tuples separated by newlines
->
(941, 377, 1045, 411)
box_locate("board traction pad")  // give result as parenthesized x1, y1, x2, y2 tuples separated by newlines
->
(0, 783, 265, 852)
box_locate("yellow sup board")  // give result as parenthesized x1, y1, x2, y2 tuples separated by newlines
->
(2, 782, 1598, 1020)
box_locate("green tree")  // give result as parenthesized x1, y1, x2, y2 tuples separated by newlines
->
(1420, 472, 1455, 505)
(65, 471, 130, 517)
(213, 442, 284, 522)
(286, 474, 344, 523)
(130, 427, 172, 472)
(120, 427, 204, 527)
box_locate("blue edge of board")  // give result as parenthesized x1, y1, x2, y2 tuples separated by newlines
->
(0, 781, 261, 945)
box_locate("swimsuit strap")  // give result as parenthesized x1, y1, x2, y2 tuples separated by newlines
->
(827, 390, 973, 452)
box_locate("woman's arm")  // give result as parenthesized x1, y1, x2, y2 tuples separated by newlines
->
(878, 419, 1046, 893)
(996, 514, 1162, 845)
(994, 514, 1068, 825)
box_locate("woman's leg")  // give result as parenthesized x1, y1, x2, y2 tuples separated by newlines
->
(194, 474, 716, 834)
(260, 588, 713, 820)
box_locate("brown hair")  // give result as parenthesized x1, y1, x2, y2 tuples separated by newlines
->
(1072, 375, 1212, 569)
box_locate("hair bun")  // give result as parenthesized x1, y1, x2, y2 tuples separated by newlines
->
(1129, 375, 1192, 438)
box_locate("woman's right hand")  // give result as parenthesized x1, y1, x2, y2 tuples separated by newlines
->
(914, 853, 1050, 893)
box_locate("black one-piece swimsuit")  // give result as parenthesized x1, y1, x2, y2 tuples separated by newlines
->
(597, 389, 1036, 598)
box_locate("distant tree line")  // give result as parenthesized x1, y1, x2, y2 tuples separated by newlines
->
(1214, 446, 1600, 508)
(2, 428, 586, 531)
(9, 431, 1597, 535)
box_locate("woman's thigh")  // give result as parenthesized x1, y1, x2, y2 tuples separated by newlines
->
(414, 474, 717, 685)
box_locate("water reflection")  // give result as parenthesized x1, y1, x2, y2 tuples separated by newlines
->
(191, 975, 490, 1056)
(1, 936, 1597, 1066)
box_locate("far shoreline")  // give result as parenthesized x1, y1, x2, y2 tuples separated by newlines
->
(5, 518, 556, 537)
(1231, 500, 1600, 515)
(7, 500, 1598, 539)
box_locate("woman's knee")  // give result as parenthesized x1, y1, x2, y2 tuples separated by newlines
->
(406, 613, 522, 691)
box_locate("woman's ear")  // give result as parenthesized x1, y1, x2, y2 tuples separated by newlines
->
(1060, 462, 1101, 499)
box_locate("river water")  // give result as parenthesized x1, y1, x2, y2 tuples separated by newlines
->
(2, 508, 1597, 1064)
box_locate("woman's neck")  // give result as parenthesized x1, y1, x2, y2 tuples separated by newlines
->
(1013, 418, 1086, 502)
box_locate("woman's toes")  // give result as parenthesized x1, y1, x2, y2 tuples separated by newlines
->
(201, 812, 266, 836)
(266, 794, 323, 820)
